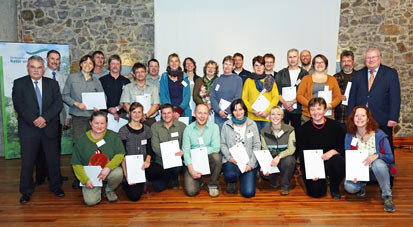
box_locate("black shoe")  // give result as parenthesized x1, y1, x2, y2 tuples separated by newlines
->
(171, 179, 180, 189)
(226, 182, 237, 194)
(72, 180, 81, 189)
(61, 175, 69, 181)
(20, 194, 30, 204)
(331, 191, 341, 200)
(52, 188, 65, 197)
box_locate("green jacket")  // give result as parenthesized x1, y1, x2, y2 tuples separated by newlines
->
(275, 67, 308, 114)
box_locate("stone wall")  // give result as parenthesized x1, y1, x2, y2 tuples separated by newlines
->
(16, 0, 413, 136)
(338, 0, 413, 136)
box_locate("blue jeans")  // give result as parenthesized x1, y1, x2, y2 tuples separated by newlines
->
(254, 120, 269, 132)
(151, 166, 182, 192)
(344, 159, 392, 199)
(222, 162, 257, 198)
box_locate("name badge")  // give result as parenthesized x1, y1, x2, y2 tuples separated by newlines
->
(141, 139, 147, 145)
(295, 79, 301, 86)
(277, 130, 284, 138)
(351, 137, 358, 147)
(96, 139, 106, 147)
(198, 137, 204, 145)
(181, 81, 188, 87)
(247, 132, 254, 139)
(215, 84, 220, 91)
(171, 132, 179, 137)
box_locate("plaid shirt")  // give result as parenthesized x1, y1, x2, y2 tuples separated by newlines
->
(333, 70, 354, 123)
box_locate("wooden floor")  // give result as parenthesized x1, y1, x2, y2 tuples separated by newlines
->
(0, 141, 412, 226)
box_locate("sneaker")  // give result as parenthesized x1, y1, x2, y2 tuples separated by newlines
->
(208, 185, 219, 197)
(105, 191, 118, 202)
(357, 185, 366, 197)
(226, 182, 237, 194)
(331, 191, 341, 200)
(383, 196, 395, 212)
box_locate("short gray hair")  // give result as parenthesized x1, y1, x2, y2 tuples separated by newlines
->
(27, 55, 44, 65)
(287, 48, 299, 56)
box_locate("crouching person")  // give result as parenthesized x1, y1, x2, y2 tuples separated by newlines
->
(71, 111, 125, 206)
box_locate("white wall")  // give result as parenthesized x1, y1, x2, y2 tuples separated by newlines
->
(155, 0, 341, 75)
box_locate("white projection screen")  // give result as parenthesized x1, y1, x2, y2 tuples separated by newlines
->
(155, 0, 341, 75)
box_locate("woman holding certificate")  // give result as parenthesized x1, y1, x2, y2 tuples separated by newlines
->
(242, 56, 279, 132)
(296, 97, 344, 199)
(260, 106, 296, 195)
(159, 53, 192, 121)
(220, 99, 260, 198)
(71, 111, 125, 206)
(118, 102, 154, 201)
(62, 55, 105, 144)
(296, 54, 341, 123)
(344, 106, 396, 212)
(193, 60, 219, 109)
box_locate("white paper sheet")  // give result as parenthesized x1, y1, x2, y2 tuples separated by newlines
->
(318, 90, 332, 116)
(82, 92, 106, 110)
(178, 117, 189, 126)
(252, 94, 271, 112)
(160, 140, 183, 169)
(80, 166, 103, 187)
(125, 155, 146, 184)
(107, 114, 128, 133)
(219, 98, 231, 111)
(281, 86, 297, 109)
(303, 149, 326, 180)
(345, 150, 370, 181)
(136, 94, 152, 113)
(190, 147, 210, 175)
(342, 82, 352, 106)
(253, 150, 280, 174)
(229, 143, 250, 173)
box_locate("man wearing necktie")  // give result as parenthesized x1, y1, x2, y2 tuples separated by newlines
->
(35, 50, 69, 185)
(12, 55, 65, 203)
(348, 48, 401, 159)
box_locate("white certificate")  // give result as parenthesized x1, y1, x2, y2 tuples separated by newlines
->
(125, 155, 146, 184)
(229, 143, 250, 173)
(107, 113, 128, 133)
(318, 90, 332, 116)
(342, 82, 352, 106)
(345, 150, 369, 181)
(253, 150, 280, 174)
(251, 94, 270, 112)
(136, 94, 152, 113)
(219, 98, 231, 111)
(82, 92, 106, 110)
(178, 117, 189, 126)
(80, 166, 103, 187)
(282, 86, 297, 109)
(303, 149, 325, 180)
(160, 140, 183, 169)
(190, 147, 210, 175)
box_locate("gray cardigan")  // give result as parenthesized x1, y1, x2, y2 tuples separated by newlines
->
(62, 72, 104, 117)
(220, 118, 260, 168)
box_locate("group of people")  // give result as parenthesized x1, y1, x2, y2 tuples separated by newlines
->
(12, 47, 400, 213)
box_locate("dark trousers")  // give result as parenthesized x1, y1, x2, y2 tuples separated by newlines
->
(283, 111, 302, 131)
(36, 123, 63, 182)
(301, 154, 345, 198)
(20, 135, 62, 195)
(149, 163, 182, 192)
(267, 156, 296, 189)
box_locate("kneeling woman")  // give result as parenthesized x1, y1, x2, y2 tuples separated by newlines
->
(260, 106, 296, 195)
(344, 106, 396, 212)
(296, 97, 345, 199)
(71, 111, 125, 206)
(118, 102, 154, 201)
(220, 99, 260, 198)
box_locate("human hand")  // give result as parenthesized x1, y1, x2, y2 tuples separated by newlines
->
(98, 167, 111, 181)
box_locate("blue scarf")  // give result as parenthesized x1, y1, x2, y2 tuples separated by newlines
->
(232, 116, 247, 125)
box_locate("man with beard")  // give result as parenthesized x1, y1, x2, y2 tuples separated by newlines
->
(334, 50, 355, 131)
(300, 49, 313, 74)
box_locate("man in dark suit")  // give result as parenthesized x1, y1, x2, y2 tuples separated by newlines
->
(348, 48, 401, 155)
(12, 55, 65, 203)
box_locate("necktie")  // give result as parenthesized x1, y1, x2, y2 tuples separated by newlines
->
(34, 81, 42, 114)
(368, 70, 374, 91)
(52, 71, 56, 80)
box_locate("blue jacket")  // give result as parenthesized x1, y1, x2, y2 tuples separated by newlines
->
(347, 64, 400, 126)
(159, 72, 192, 120)
(345, 129, 396, 176)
